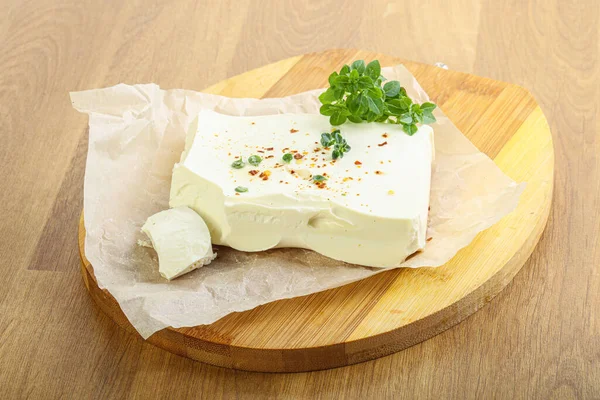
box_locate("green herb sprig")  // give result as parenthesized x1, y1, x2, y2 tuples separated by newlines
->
(312, 175, 327, 182)
(320, 129, 350, 159)
(235, 186, 248, 193)
(319, 60, 437, 135)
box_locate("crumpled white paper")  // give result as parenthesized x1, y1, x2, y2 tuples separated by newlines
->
(71, 65, 524, 339)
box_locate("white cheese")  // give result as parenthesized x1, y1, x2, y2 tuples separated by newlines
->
(170, 110, 434, 268)
(141, 206, 216, 280)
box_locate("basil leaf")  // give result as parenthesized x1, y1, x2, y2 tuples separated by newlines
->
(422, 112, 437, 124)
(282, 153, 293, 163)
(351, 60, 366, 74)
(421, 102, 436, 113)
(347, 115, 362, 123)
(319, 88, 337, 105)
(320, 104, 336, 116)
(235, 186, 248, 193)
(330, 112, 347, 126)
(399, 113, 413, 124)
(335, 75, 350, 85)
(346, 94, 360, 115)
(358, 94, 369, 115)
(366, 96, 384, 114)
(403, 123, 418, 135)
(358, 75, 373, 89)
(365, 111, 379, 122)
(385, 99, 408, 115)
(328, 71, 339, 86)
(368, 86, 384, 99)
(366, 60, 381, 80)
(340, 64, 350, 75)
(383, 81, 401, 98)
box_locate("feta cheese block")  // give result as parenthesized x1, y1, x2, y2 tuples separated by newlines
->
(141, 206, 216, 280)
(170, 109, 434, 268)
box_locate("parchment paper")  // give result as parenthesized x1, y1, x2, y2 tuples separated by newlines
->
(71, 65, 524, 339)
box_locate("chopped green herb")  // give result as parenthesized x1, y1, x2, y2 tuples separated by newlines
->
(235, 186, 248, 193)
(282, 153, 293, 163)
(248, 155, 262, 166)
(318, 59, 437, 134)
(321, 129, 351, 159)
(312, 175, 328, 182)
(231, 158, 245, 169)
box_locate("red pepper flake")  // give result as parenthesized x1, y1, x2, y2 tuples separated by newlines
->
(427, 237, 433, 242)
(291, 150, 298, 153)
(265, 155, 274, 159)
(279, 180, 283, 183)
(314, 148, 321, 152)
(257, 150, 265, 153)
(290, 128, 299, 133)
(293, 153, 303, 160)
(265, 147, 274, 151)
(282, 147, 290, 153)
(382, 133, 389, 138)
(323, 172, 328, 176)
(251, 122, 255, 125)
(290, 169, 296, 174)
(228, 152, 231, 156)
(367, 145, 371, 148)
(354, 160, 362, 165)
(235, 192, 240, 196)
(378, 141, 388, 147)
(259, 170, 271, 181)
(249, 170, 259, 176)
(375, 170, 384, 175)
(343, 177, 354, 182)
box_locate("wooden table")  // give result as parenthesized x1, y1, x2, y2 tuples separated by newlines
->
(1, 1, 598, 398)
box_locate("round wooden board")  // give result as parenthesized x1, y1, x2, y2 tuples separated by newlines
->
(79, 49, 554, 372)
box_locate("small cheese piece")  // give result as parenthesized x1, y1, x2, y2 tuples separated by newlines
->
(141, 206, 216, 280)
(170, 110, 434, 268)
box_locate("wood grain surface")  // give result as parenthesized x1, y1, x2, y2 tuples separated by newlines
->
(0, 0, 598, 398)
(78, 51, 553, 373)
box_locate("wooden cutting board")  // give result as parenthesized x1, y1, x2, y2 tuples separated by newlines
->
(78, 49, 554, 373)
